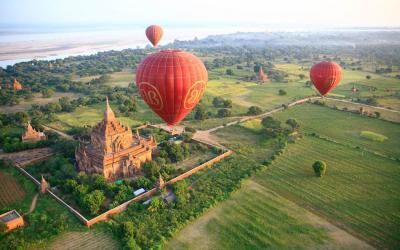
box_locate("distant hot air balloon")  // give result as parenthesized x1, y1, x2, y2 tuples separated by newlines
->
(136, 50, 208, 126)
(145, 25, 163, 47)
(310, 61, 342, 96)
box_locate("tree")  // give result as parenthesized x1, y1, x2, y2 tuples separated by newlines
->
(298, 74, 306, 80)
(124, 238, 141, 250)
(41, 88, 55, 98)
(226, 69, 234, 75)
(366, 75, 371, 80)
(143, 161, 161, 178)
(172, 180, 189, 207)
(147, 197, 163, 212)
(247, 106, 262, 115)
(261, 117, 281, 129)
(374, 111, 381, 118)
(286, 118, 300, 131)
(212, 97, 224, 107)
(194, 105, 208, 120)
(278, 89, 287, 96)
(312, 161, 327, 177)
(83, 190, 105, 215)
(261, 116, 283, 138)
(223, 99, 233, 108)
(217, 108, 232, 117)
(182, 132, 194, 142)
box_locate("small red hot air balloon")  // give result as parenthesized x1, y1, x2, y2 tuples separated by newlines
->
(310, 61, 342, 96)
(145, 25, 163, 47)
(136, 50, 208, 126)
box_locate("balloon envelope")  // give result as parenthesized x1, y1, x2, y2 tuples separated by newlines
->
(136, 50, 208, 126)
(145, 25, 163, 47)
(310, 61, 342, 96)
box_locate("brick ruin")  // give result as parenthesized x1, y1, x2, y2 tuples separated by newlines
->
(75, 98, 157, 180)
(21, 122, 46, 143)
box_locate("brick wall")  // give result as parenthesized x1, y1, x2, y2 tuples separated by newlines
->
(12, 147, 233, 227)
(85, 150, 233, 227)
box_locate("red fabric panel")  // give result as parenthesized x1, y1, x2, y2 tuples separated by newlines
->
(145, 25, 163, 47)
(310, 61, 342, 96)
(136, 50, 208, 126)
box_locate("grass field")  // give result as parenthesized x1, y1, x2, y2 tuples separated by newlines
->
(77, 71, 134, 88)
(271, 104, 400, 158)
(107, 71, 135, 87)
(0, 163, 37, 214)
(253, 136, 400, 249)
(47, 230, 119, 250)
(177, 103, 400, 249)
(0, 172, 25, 208)
(167, 180, 337, 250)
(0, 92, 81, 113)
(214, 125, 276, 163)
(48, 99, 162, 132)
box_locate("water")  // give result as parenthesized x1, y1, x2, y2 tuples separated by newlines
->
(0, 25, 265, 68)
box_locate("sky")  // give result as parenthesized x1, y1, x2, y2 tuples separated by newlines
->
(0, 0, 399, 28)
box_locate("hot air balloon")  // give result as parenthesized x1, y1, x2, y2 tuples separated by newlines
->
(310, 61, 342, 96)
(136, 49, 208, 126)
(145, 25, 163, 47)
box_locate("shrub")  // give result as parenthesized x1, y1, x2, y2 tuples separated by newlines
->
(217, 108, 232, 118)
(247, 106, 263, 115)
(185, 126, 197, 133)
(278, 89, 287, 95)
(312, 161, 327, 177)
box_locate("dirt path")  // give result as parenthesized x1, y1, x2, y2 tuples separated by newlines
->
(325, 97, 400, 113)
(42, 125, 74, 140)
(28, 193, 39, 214)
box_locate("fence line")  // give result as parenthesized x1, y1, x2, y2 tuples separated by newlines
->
(12, 148, 233, 227)
(85, 149, 233, 226)
(13, 163, 89, 224)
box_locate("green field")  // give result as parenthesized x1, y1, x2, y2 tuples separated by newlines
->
(47, 230, 119, 250)
(173, 103, 400, 249)
(167, 180, 334, 250)
(0, 162, 36, 214)
(253, 136, 400, 248)
(270, 104, 400, 158)
(0, 92, 81, 114)
(48, 99, 162, 132)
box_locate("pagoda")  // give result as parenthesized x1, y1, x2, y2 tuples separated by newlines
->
(13, 78, 23, 90)
(75, 98, 157, 180)
(40, 176, 49, 194)
(257, 67, 269, 83)
(21, 122, 46, 143)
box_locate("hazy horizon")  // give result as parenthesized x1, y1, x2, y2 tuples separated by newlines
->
(1, 0, 399, 28)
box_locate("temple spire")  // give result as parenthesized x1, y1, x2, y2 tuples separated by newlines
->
(27, 121, 33, 131)
(40, 175, 49, 194)
(104, 97, 116, 122)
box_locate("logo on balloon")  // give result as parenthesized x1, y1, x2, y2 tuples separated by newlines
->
(138, 82, 163, 111)
(184, 81, 206, 110)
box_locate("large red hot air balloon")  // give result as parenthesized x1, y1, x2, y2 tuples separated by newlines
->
(145, 25, 163, 47)
(310, 61, 342, 96)
(136, 50, 208, 126)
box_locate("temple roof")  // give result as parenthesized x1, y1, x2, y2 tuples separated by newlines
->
(91, 97, 131, 137)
